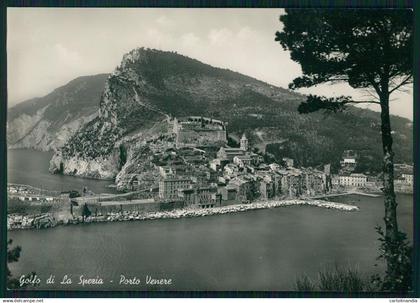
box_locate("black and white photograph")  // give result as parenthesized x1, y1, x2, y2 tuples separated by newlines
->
(3, 5, 416, 295)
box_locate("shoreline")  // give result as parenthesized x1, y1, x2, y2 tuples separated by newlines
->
(8, 199, 359, 231)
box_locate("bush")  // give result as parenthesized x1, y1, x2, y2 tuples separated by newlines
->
(371, 226, 412, 291)
(295, 265, 375, 292)
(7, 239, 38, 289)
(295, 275, 315, 291)
(295, 226, 413, 292)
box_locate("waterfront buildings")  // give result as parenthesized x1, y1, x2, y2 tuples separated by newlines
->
(394, 163, 413, 193)
(402, 173, 413, 186)
(54, 115, 395, 215)
(158, 176, 192, 200)
(334, 173, 368, 188)
(178, 186, 222, 209)
(8, 213, 57, 229)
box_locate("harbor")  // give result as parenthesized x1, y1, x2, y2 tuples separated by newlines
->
(8, 191, 413, 291)
(7, 197, 359, 231)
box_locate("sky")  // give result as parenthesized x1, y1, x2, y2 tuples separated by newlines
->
(7, 8, 413, 120)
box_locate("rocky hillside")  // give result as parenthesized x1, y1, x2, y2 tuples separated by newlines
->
(7, 74, 109, 151)
(45, 48, 412, 181)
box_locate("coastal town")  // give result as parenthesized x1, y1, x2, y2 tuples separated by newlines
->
(7, 116, 413, 230)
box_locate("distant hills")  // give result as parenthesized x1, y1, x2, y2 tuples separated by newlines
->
(7, 74, 108, 151)
(8, 48, 412, 179)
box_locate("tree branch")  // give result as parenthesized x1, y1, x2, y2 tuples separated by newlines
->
(326, 77, 350, 82)
(368, 76, 382, 96)
(290, 75, 350, 89)
(346, 100, 381, 105)
(361, 88, 381, 101)
(388, 75, 413, 94)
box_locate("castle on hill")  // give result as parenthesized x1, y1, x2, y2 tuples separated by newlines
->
(173, 116, 227, 148)
(172, 116, 261, 167)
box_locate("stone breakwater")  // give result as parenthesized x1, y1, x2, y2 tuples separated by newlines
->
(83, 199, 359, 224)
(8, 199, 359, 230)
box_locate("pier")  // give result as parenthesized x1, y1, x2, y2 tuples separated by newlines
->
(310, 191, 381, 199)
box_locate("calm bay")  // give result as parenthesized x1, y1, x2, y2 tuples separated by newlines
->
(7, 149, 413, 291)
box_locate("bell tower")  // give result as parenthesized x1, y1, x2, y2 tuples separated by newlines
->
(240, 133, 248, 151)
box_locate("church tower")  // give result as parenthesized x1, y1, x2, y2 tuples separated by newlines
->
(240, 133, 248, 151)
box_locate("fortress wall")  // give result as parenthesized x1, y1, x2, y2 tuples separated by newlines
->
(177, 129, 227, 146)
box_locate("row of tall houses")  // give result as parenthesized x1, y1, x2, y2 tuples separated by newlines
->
(158, 177, 192, 201)
(332, 163, 413, 190)
(178, 186, 222, 209)
(158, 117, 405, 205)
(157, 162, 330, 208)
(156, 128, 333, 207)
(158, 175, 222, 208)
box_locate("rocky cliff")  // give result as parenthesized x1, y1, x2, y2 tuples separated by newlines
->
(8, 74, 109, 151)
(44, 48, 412, 182)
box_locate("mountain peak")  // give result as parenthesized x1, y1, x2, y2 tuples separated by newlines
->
(7, 47, 410, 180)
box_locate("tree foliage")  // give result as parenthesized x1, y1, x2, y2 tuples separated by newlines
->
(119, 144, 127, 169)
(276, 9, 413, 291)
(371, 226, 412, 291)
(297, 95, 349, 114)
(295, 265, 373, 292)
(7, 239, 37, 289)
(276, 9, 412, 95)
(7, 239, 22, 289)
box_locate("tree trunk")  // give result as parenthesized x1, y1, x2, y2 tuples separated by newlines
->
(379, 92, 399, 274)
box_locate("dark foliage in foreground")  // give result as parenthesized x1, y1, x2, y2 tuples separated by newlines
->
(277, 9, 413, 290)
(371, 226, 413, 291)
(7, 239, 38, 290)
(295, 266, 375, 292)
(7, 239, 22, 289)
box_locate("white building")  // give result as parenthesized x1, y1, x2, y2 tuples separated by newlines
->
(269, 163, 280, 172)
(233, 155, 252, 168)
(338, 173, 367, 187)
(209, 159, 221, 171)
(402, 173, 413, 186)
(224, 164, 239, 176)
(282, 157, 294, 168)
(240, 133, 249, 151)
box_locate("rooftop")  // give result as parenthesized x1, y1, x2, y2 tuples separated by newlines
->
(346, 173, 367, 177)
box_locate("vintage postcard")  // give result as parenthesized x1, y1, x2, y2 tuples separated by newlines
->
(3, 6, 416, 296)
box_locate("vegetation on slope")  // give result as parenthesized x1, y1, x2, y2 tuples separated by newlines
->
(52, 48, 412, 173)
